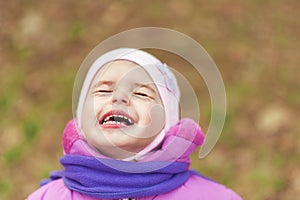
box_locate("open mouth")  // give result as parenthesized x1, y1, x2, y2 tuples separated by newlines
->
(99, 111, 135, 127)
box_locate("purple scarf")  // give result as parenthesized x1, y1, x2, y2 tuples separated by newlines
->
(41, 154, 194, 199)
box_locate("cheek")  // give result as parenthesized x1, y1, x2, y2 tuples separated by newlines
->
(82, 98, 94, 121)
(90, 96, 108, 118)
(81, 105, 94, 135)
(149, 103, 165, 128)
(81, 96, 101, 133)
(137, 102, 165, 128)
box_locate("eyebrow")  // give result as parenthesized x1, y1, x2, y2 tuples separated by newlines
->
(133, 83, 157, 94)
(93, 81, 114, 89)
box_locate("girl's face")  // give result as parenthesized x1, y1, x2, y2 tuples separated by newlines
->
(82, 60, 165, 159)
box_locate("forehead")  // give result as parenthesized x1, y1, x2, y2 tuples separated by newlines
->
(94, 60, 155, 85)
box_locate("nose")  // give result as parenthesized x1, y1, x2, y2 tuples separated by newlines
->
(112, 90, 130, 105)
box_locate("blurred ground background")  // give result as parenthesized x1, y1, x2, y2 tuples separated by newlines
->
(0, 0, 299, 199)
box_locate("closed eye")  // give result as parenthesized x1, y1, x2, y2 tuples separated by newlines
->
(94, 90, 112, 94)
(134, 92, 149, 97)
(134, 92, 155, 100)
(99, 90, 112, 92)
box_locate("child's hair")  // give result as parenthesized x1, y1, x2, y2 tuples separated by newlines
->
(73, 48, 181, 154)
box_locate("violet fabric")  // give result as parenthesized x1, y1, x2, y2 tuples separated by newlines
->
(27, 119, 242, 200)
(40, 154, 192, 199)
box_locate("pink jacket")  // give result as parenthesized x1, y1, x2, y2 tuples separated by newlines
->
(27, 119, 242, 200)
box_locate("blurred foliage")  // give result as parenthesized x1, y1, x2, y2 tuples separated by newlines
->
(1, 0, 299, 199)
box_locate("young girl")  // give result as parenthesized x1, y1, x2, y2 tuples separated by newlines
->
(27, 48, 242, 199)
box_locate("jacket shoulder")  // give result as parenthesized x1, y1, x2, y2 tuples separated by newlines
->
(155, 174, 242, 200)
(26, 179, 97, 200)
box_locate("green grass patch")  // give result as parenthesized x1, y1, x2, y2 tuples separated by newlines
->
(68, 20, 85, 41)
(22, 117, 40, 143)
(0, 180, 12, 197)
(3, 145, 24, 165)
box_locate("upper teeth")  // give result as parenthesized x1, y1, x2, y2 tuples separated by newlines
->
(102, 115, 133, 125)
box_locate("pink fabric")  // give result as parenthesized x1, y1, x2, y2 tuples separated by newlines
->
(27, 119, 242, 200)
(62, 119, 80, 154)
